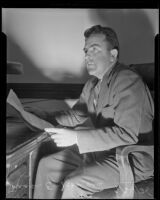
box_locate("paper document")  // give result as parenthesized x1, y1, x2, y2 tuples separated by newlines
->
(7, 89, 54, 131)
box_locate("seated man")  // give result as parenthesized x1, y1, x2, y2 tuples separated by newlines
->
(26, 25, 154, 199)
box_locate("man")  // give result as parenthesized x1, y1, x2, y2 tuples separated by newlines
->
(27, 25, 154, 199)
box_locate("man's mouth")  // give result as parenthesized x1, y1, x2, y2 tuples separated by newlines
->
(87, 62, 94, 66)
(86, 62, 97, 73)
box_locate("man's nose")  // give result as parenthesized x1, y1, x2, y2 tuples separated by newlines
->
(85, 53, 92, 61)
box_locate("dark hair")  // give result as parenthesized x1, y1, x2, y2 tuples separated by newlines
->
(84, 25, 119, 57)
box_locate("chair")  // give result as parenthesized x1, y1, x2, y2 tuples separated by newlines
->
(92, 63, 154, 199)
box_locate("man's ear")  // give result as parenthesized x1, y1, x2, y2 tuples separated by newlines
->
(110, 49, 118, 62)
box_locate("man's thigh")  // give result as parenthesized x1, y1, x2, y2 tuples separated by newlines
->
(35, 144, 84, 186)
(63, 153, 120, 196)
(33, 145, 84, 199)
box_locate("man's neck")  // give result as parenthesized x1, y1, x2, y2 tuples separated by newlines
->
(98, 61, 117, 81)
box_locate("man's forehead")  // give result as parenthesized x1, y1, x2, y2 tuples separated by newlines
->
(84, 33, 107, 48)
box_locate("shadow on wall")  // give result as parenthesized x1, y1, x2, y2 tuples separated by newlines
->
(7, 9, 156, 83)
(7, 37, 50, 83)
(89, 9, 155, 64)
(7, 36, 89, 83)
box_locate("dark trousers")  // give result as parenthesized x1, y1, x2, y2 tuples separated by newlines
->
(33, 145, 153, 199)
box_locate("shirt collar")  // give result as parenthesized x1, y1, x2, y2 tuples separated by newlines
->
(100, 61, 120, 84)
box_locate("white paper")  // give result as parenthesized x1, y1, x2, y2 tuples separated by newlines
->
(7, 89, 54, 131)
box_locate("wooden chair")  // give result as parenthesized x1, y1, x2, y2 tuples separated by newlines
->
(92, 63, 154, 199)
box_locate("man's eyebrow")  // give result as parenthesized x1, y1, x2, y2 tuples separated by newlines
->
(83, 44, 101, 52)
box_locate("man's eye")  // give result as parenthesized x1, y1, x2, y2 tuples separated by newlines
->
(93, 47, 97, 52)
(92, 47, 100, 53)
(84, 46, 99, 55)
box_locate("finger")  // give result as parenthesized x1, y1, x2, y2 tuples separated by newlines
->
(51, 135, 60, 140)
(51, 138, 66, 146)
(54, 139, 63, 144)
(53, 139, 62, 146)
(56, 143, 67, 147)
(47, 132, 56, 136)
(45, 128, 59, 133)
(45, 128, 64, 134)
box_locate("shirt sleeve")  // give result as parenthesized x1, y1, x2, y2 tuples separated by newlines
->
(77, 70, 151, 154)
(46, 81, 91, 127)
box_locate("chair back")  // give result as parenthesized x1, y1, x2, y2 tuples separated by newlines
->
(129, 63, 154, 99)
(130, 63, 154, 145)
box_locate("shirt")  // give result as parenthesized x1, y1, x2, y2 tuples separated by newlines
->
(93, 79, 101, 109)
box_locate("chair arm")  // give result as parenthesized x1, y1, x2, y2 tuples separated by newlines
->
(115, 145, 154, 199)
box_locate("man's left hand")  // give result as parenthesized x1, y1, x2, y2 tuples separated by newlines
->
(44, 127, 77, 147)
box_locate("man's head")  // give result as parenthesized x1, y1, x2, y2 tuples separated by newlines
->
(83, 25, 119, 79)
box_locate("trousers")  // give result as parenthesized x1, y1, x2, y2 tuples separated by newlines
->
(33, 144, 153, 199)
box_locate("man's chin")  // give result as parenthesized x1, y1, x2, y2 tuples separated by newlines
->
(88, 70, 96, 76)
(87, 66, 97, 76)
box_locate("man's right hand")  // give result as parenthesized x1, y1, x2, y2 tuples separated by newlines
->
(24, 106, 47, 120)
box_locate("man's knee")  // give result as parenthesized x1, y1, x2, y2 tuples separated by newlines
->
(38, 153, 60, 171)
(37, 157, 48, 172)
(62, 179, 81, 198)
(62, 177, 92, 199)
